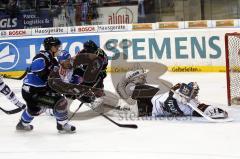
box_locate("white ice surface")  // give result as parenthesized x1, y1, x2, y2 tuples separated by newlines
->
(0, 72, 240, 159)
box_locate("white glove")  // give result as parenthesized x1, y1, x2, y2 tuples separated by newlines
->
(203, 106, 227, 119)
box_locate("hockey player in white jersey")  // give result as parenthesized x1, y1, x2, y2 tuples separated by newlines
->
(48, 48, 106, 115)
(116, 69, 228, 119)
(0, 76, 26, 113)
(45, 50, 79, 116)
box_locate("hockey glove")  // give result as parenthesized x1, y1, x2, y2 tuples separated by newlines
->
(201, 104, 228, 119)
(99, 70, 107, 80)
(79, 94, 96, 103)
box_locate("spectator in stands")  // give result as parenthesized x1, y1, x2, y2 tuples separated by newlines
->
(6, 0, 19, 18)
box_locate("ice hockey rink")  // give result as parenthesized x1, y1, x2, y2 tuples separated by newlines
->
(0, 72, 240, 159)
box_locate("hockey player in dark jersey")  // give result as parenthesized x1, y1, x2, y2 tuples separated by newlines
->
(75, 40, 108, 94)
(16, 37, 76, 133)
(73, 40, 108, 106)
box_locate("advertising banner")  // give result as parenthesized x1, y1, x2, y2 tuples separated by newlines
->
(0, 10, 53, 30)
(0, 35, 100, 72)
(99, 28, 240, 72)
(21, 10, 53, 29)
(0, 15, 21, 30)
(68, 25, 98, 34)
(92, 5, 138, 25)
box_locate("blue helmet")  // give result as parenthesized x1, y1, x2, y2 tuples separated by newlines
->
(57, 50, 71, 62)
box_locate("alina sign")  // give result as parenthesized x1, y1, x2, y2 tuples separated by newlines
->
(108, 7, 134, 24)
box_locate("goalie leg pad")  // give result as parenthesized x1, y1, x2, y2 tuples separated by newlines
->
(132, 84, 159, 99)
(137, 98, 153, 117)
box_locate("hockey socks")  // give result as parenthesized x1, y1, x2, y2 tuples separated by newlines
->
(54, 110, 76, 133)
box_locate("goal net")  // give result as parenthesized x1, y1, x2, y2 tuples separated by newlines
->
(225, 32, 240, 105)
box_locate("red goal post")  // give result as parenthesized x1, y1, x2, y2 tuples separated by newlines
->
(225, 32, 240, 106)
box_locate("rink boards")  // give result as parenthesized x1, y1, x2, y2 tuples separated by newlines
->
(0, 26, 240, 76)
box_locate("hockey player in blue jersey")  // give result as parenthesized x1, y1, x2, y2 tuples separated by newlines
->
(16, 37, 76, 133)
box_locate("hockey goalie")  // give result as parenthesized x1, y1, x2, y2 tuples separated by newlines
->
(115, 69, 228, 119)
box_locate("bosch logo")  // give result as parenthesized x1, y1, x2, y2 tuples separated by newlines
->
(0, 42, 20, 70)
(0, 31, 7, 36)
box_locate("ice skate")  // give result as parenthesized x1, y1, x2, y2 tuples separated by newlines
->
(16, 120, 33, 131)
(57, 122, 76, 134)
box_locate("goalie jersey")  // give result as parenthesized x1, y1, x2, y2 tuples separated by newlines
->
(151, 92, 197, 117)
(151, 82, 200, 117)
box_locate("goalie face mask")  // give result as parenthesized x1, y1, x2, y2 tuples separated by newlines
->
(179, 83, 199, 99)
(188, 82, 199, 98)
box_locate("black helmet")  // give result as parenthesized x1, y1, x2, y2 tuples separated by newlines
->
(83, 40, 98, 53)
(43, 37, 61, 51)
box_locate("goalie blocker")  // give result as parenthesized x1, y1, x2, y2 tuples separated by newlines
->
(116, 70, 228, 119)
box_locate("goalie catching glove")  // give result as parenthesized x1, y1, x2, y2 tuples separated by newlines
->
(195, 103, 228, 119)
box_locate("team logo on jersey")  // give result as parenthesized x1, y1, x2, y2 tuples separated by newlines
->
(0, 42, 20, 70)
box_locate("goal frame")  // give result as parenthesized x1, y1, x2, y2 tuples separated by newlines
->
(225, 32, 240, 106)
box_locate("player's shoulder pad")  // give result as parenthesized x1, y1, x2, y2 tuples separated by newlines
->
(31, 57, 46, 72)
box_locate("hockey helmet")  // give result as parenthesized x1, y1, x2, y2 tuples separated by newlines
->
(43, 37, 61, 51)
(188, 82, 199, 98)
(57, 50, 73, 69)
(83, 40, 98, 53)
(57, 50, 71, 62)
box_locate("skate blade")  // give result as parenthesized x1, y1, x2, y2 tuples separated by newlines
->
(58, 130, 76, 134)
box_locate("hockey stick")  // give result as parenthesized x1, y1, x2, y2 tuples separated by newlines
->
(72, 79, 138, 129)
(0, 68, 28, 80)
(0, 105, 25, 115)
(100, 113, 138, 129)
(68, 102, 84, 121)
(68, 78, 102, 121)
(87, 104, 138, 129)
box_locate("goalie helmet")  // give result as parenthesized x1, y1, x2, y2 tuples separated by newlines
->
(43, 37, 61, 51)
(178, 82, 199, 99)
(83, 40, 98, 53)
(187, 82, 199, 98)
